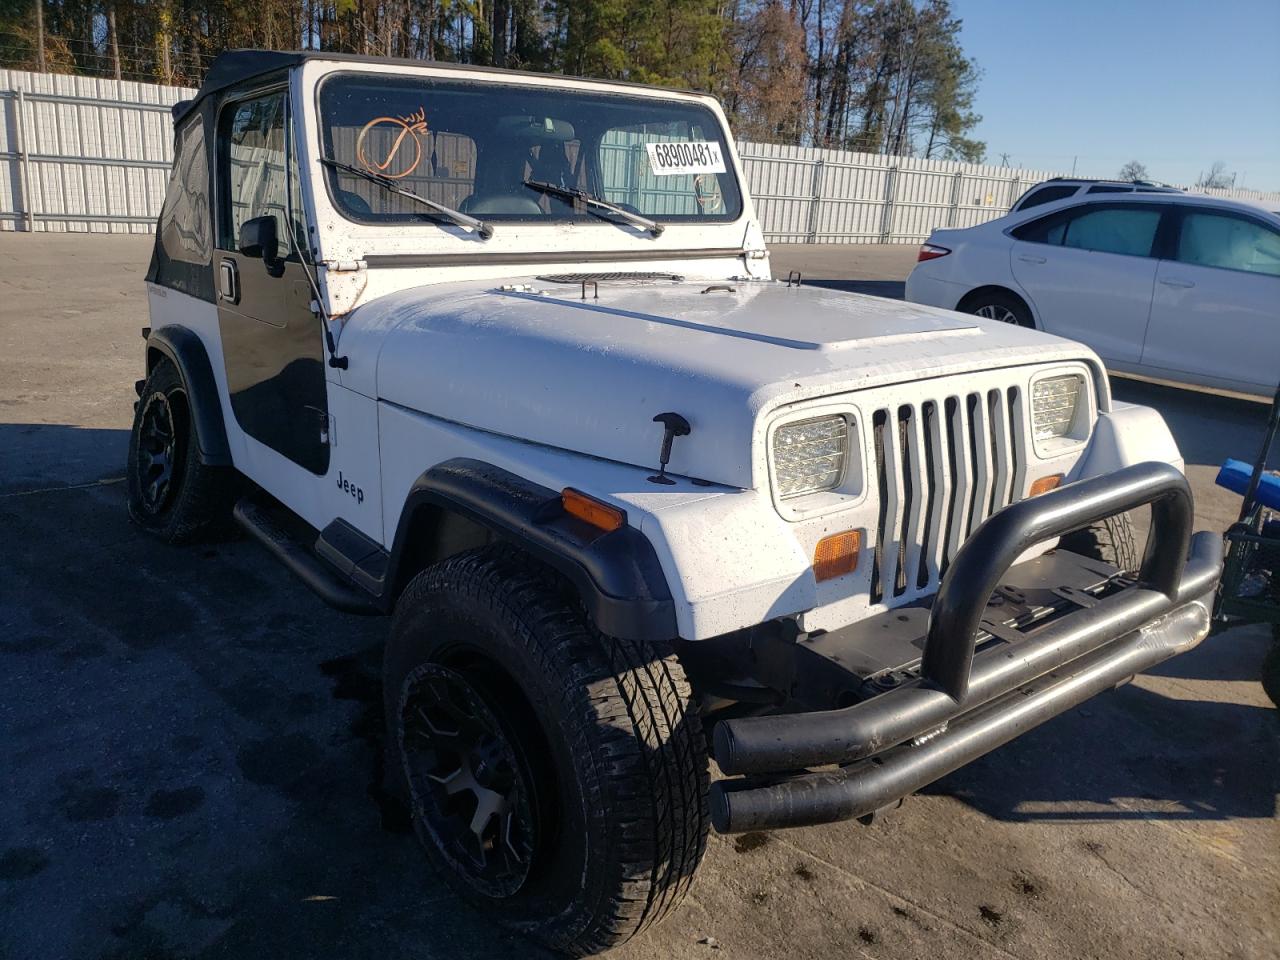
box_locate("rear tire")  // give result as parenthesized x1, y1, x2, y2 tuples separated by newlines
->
(962, 289, 1034, 328)
(1060, 511, 1141, 575)
(127, 358, 237, 543)
(1262, 640, 1280, 710)
(384, 547, 709, 956)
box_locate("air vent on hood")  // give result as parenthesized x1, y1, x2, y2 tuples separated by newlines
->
(537, 272, 684, 284)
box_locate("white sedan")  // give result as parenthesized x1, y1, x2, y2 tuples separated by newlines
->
(905, 192, 1280, 397)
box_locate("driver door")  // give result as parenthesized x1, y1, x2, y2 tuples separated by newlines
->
(215, 87, 329, 475)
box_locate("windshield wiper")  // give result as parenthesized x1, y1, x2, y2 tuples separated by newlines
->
(320, 157, 492, 240)
(523, 179, 663, 237)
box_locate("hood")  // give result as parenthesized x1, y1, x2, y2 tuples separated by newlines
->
(339, 278, 1094, 488)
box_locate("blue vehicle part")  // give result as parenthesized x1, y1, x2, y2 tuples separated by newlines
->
(1216, 458, 1280, 511)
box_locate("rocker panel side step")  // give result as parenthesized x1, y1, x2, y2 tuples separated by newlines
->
(233, 497, 382, 616)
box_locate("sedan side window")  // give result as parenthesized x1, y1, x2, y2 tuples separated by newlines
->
(1059, 207, 1161, 257)
(1176, 211, 1280, 277)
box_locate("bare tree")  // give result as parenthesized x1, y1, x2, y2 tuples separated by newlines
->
(1196, 161, 1234, 190)
(1117, 160, 1148, 182)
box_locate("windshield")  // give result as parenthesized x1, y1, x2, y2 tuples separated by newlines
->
(317, 73, 743, 226)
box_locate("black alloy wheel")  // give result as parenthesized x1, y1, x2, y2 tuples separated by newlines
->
(398, 661, 541, 898)
(127, 357, 239, 543)
(134, 390, 183, 515)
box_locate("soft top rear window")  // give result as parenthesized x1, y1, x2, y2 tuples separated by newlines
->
(317, 73, 743, 226)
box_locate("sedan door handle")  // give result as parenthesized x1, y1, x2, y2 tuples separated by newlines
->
(1016, 254, 1047, 264)
(1159, 277, 1195, 289)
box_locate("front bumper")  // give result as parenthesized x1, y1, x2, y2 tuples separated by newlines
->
(709, 461, 1223, 833)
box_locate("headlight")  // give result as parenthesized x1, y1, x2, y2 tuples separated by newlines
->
(1031, 374, 1084, 441)
(773, 415, 848, 498)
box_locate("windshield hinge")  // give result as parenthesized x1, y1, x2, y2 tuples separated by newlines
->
(321, 259, 367, 273)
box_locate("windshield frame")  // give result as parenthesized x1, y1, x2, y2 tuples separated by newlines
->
(312, 69, 746, 230)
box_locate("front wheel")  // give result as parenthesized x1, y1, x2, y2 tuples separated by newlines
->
(384, 547, 709, 955)
(1060, 511, 1141, 575)
(1262, 640, 1280, 710)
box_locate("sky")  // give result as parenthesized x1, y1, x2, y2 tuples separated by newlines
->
(951, 0, 1280, 191)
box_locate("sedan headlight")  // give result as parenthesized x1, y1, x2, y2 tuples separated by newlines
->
(773, 415, 848, 498)
(1031, 374, 1085, 441)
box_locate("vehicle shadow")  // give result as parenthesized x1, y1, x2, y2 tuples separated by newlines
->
(802, 278, 906, 299)
(0, 421, 130, 494)
(1109, 377, 1276, 470)
(0, 425, 559, 960)
(920, 625, 1279, 823)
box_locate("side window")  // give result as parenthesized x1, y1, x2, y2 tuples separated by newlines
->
(1175, 211, 1280, 277)
(1015, 184, 1078, 211)
(1059, 206, 1161, 257)
(1011, 210, 1069, 244)
(219, 91, 293, 257)
(158, 115, 211, 267)
(1085, 185, 1133, 195)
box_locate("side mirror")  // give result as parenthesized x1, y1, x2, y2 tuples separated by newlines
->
(238, 215, 279, 264)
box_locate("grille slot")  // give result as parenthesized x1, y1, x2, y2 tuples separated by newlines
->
(869, 386, 1028, 604)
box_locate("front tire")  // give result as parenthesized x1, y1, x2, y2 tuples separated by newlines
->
(127, 358, 237, 543)
(1262, 640, 1280, 710)
(1060, 511, 1141, 575)
(384, 547, 709, 955)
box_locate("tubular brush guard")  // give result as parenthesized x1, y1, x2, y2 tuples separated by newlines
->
(710, 461, 1223, 834)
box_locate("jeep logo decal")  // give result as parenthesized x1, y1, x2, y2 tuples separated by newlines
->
(337, 470, 365, 505)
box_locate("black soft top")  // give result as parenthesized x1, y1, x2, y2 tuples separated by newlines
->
(174, 49, 707, 124)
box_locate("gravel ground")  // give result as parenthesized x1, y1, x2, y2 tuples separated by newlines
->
(1, 233, 1276, 960)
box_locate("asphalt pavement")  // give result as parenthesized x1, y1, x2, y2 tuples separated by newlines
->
(1, 233, 1276, 960)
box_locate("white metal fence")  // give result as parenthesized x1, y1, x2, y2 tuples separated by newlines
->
(0, 69, 195, 232)
(3, 68, 1278, 241)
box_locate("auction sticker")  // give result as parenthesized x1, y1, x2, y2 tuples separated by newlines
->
(645, 141, 726, 176)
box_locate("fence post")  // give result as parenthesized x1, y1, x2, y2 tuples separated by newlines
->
(879, 165, 898, 243)
(15, 88, 34, 231)
(1008, 174, 1021, 212)
(806, 158, 825, 243)
(948, 170, 963, 227)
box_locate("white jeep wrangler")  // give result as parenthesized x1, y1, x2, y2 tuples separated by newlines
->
(134, 50, 1222, 955)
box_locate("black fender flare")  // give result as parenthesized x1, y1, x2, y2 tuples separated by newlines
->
(386, 458, 677, 642)
(145, 325, 232, 466)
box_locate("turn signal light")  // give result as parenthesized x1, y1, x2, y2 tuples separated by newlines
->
(1028, 474, 1064, 497)
(813, 529, 861, 582)
(561, 488, 625, 533)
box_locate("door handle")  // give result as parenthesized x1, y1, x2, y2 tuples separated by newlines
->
(1017, 254, 1047, 264)
(219, 258, 240, 304)
(1158, 277, 1195, 289)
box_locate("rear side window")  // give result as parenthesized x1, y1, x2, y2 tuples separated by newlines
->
(1060, 207, 1161, 256)
(1085, 185, 1133, 194)
(1012, 204, 1163, 257)
(1015, 184, 1078, 211)
(1176, 211, 1280, 277)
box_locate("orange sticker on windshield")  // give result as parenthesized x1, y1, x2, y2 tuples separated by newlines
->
(356, 106, 428, 179)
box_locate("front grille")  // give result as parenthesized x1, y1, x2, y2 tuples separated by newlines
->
(870, 386, 1026, 604)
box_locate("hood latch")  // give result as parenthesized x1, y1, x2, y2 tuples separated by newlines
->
(648, 413, 691, 486)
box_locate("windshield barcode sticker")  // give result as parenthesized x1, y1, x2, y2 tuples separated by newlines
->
(645, 141, 726, 176)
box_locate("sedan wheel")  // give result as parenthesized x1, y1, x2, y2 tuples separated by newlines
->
(974, 303, 1019, 325)
(964, 291, 1033, 328)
